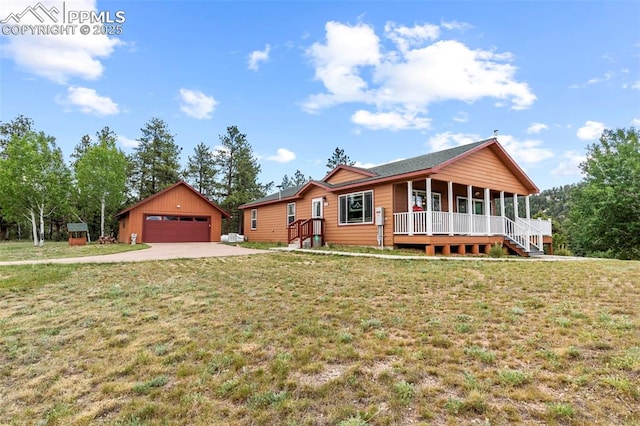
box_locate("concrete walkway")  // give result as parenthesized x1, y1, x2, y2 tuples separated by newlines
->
(0, 243, 270, 266)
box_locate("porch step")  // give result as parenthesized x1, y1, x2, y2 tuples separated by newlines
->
(503, 237, 543, 257)
(288, 238, 312, 249)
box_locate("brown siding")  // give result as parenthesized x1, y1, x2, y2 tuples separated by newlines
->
(118, 185, 223, 243)
(432, 148, 530, 195)
(244, 202, 290, 242)
(326, 185, 393, 247)
(325, 169, 370, 185)
(243, 184, 396, 247)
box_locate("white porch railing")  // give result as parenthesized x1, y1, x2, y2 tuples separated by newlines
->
(517, 217, 552, 236)
(393, 212, 551, 252)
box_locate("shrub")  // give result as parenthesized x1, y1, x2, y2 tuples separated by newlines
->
(554, 245, 573, 256)
(488, 243, 507, 258)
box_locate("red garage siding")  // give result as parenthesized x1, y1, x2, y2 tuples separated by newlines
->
(116, 181, 229, 243)
(143, 215, 211, 243)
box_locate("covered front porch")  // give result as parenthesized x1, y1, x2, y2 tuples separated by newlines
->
(392, 178, 552, 255)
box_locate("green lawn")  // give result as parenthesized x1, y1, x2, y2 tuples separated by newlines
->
(0, 253, 638, 424)
(0, 241, 149, 261)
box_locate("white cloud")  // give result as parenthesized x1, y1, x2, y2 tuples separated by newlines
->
(303, 21, 380, 112)
(632, 81, 640, 90)
(527, 122, 549, 134)
(266, 148, 296, 163)
(353, 161, 378, 168)
(179, 88, 218, 119)
(303, 21, 536, 129)
(570, 71, 614, 89)
(551, 151, 585, 177)
(351, 109, 431, 130)
(248, 44, 271, 71)
(496, 134, 554, 165)
(452, 111, 468, 123)
(577, 121, 605, 140)
(425, 132, 553, 165)
(1, 0, 124, 84)
(118, 135, 138, 148)
(440, 19, 473, 31)
(632, 118, 640, 126)
(426, 131, 482, 151)
(60, 86, 119, 115)
(384, 22, 440, 52)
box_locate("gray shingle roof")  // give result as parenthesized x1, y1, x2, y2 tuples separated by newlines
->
(240, 182, 323, 207)
(364, 139, 488, 179)
(241, 139, 492, 207)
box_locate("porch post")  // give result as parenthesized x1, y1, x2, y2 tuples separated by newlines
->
(525, 195, 531, 220)
(426, 178, 433, 235)
(407, 180, 413, 236)
(467, 185, 473, 234)
(485, 188, 491, 235)
(448, 181, 454, 236)
(513, 194, 519, 220)
(500, 191, 505, 234)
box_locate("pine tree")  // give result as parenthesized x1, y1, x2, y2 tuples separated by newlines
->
(326, 147, 355, 170)
(128, 118, 182, 200)
(214, 126, 271, 233)
(184, 142, 217, 198)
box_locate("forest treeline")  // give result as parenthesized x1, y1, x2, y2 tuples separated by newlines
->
(0, 115, 637, 259)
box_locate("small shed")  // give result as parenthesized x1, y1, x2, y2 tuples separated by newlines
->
(67, 223, 88, 246)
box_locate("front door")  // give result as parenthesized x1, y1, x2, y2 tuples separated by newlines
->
(312, 198, 323, 235)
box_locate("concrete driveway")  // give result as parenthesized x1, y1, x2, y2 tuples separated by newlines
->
(0, 243, 270, 266)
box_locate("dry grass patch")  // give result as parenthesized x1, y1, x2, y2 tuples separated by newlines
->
(0, 253, 639, 424)
(0, 241, 149, 261)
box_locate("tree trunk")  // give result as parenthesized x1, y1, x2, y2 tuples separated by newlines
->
(30, 210, 38, 246)
(100, 194, 106, 237)
(39, 205, 45, 247)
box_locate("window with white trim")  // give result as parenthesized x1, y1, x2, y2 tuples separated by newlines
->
(250, 209, 257, 230)
(286, 202, 296, 225)
(339, 190, 373, 224)
(457, 197, 486, 215)
(412, 190, 442, 211)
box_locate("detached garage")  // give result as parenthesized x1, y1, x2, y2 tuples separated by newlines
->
(116, 181, 230, 244)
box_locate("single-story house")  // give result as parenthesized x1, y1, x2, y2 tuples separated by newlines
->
(239, 138, 553, 256)
(116, 180, 230, 244)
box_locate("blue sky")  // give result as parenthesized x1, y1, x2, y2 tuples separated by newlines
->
(1, 0, 639, 191)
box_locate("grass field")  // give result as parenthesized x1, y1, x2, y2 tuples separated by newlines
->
(0, 241, 149, 262)
(0, 252, 638, 425)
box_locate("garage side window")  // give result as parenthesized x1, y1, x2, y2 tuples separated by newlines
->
(250, 209, 257, 230)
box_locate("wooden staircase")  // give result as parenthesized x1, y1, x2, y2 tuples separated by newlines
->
(287, 218, 324, 249)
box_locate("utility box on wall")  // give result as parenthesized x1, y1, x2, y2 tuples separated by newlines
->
(375, 207, 384, 225)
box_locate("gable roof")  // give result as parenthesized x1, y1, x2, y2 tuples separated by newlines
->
(352, 139, 489, 182)
(67, 223, 88, 232)
(240, 138, 539, 209)
(322, 164, 377, 182)
(116, 180, 230, 218)
(239, 180, 334, 209)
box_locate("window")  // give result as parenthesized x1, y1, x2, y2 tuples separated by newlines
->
(250, 209, 257, 230)
(287, 203, 296, 225)
(412, 190, 441, 211)
(339, 191, 373, 224)
(457, 197, 485, 215)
